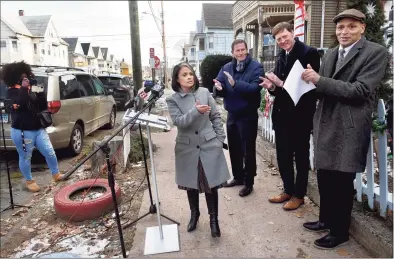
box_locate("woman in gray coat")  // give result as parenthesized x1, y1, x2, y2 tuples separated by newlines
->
(166, 63, 230, 237)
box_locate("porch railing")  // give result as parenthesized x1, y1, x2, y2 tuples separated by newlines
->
(261, 98, 393, 217)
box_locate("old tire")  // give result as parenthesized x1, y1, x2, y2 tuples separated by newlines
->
(54, 179, 121, 222)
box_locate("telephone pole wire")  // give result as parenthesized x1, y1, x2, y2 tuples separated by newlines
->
(129, 1, 143, 91)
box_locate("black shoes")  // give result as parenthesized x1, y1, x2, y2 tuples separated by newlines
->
(303, 221, 329, 233)
(222, 179, 244, 188)
(186, 190, 200, 232)
(313, 233, 349, 250)
(205, 189, 221, 237)
(239, 186, 253, 197)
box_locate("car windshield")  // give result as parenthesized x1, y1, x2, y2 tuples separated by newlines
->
(98, 77, 121, 88)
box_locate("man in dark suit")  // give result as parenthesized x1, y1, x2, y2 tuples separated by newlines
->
(301, 9, 388, 249)
(214, 39, 264, 197)
(260, 22, 321, 210)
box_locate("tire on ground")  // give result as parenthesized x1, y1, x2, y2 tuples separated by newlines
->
(54, 178, 121, 222)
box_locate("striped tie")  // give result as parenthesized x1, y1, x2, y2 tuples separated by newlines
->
(335, 49, 346, 72)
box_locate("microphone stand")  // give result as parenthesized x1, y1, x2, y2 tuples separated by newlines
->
(61, 90, 164, 258)
(0, 105, 30, 213)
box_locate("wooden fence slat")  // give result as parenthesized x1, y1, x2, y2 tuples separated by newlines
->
(377, 99, 388, 217)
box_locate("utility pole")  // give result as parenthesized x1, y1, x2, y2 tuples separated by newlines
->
(129, 1, 143, 91)
(320, 0, 325, 48)
(160, 0, 168, 88)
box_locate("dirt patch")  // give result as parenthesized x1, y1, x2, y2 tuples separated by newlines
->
(0, 160, 148, 258)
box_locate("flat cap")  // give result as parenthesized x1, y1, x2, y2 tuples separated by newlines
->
(332, 9, 366, 23)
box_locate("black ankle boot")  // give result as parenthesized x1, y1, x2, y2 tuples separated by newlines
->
(187, 190, 200, 232)
(205, 189, 221, 237)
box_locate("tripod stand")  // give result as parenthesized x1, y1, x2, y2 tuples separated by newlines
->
(123, 122, 179, 230)
(0, 105, 30, 213)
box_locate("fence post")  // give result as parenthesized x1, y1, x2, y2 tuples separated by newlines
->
(377, 99, 388, 217)
(366, 133, 375, 210)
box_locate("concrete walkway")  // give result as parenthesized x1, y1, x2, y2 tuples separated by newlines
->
(128, 128, 370, 258)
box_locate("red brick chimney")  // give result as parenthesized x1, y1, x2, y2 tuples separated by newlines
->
(18, 10, 24, 16)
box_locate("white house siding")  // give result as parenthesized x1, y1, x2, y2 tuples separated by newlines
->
(0, 21, 33, 64)
(203, 28, 233, 55)
(38, 20, 68, 66)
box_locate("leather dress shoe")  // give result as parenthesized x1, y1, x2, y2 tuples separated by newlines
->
(222, 179, 243, 188)
(303, 221, 329, 233)
(283, 197, 304, 210)
(239, 186, 253, 197)
(268, 193, 291, 203)
(313, 233, 349, 250)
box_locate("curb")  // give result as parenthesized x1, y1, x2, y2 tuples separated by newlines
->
(256, 134, 393, 258)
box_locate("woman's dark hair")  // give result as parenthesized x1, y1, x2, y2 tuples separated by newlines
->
(171, 62, 199, 92)
(0, 61, 33, 87)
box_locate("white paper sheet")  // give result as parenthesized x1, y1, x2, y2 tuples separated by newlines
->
(282, 60, 316, 106)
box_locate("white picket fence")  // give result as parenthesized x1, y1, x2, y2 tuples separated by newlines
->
(261, 99, 393, 217)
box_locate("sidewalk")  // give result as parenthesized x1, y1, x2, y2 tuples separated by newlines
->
(128, 128, 370, 258)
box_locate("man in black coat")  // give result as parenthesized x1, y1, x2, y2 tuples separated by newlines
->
(260, 22, 320, 210)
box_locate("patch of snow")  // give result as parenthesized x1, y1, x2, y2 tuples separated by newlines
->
(14, 238, 50, 258)
(56, 235, 109, 258)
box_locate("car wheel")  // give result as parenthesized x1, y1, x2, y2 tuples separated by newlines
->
(104, 108, 116, 129)
(68, 124, 83, 156)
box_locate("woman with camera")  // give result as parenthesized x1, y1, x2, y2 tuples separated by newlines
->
(1, 61, 62, 192)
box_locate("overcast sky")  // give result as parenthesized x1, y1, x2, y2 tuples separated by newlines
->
(1, 1, 234, 67)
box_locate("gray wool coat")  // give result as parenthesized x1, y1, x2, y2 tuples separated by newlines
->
(166, 87, 230, 189)
(313, 36, 388, 173)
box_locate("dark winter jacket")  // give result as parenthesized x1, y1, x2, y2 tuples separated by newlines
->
(7, 86, 47, 130)
(268, 38, 321, 132)
(215, 54, 264, 118)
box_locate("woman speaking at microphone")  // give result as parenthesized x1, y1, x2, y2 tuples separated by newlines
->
(166, 63, 230, 238)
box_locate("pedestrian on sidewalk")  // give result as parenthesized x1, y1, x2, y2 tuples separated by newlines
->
(1, 61, 63, 192)
(214, 39, 264, 197)
(259, 22, 321, 210)
(166, 62, 230, 238)
(301, 9, 388, 249)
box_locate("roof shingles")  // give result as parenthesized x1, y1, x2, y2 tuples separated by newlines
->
(202, 3, 233, 29)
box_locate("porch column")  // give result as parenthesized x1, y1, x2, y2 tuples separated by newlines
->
(257, 7, 264, 62)
(254, 25, 259, 60)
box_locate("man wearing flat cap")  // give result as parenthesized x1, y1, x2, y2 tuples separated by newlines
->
(301, 9, 388, 249)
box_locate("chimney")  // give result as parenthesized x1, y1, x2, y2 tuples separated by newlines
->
(19, 10, 24, 16)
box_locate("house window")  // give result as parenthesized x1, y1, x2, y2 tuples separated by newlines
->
(63, 50, 65, 58)
(48, 45, 51, 55)
(199, 38, 205, 51)
(42, 48, 45, 55)
(34, 43, 38, 54)
(12, 41, 18, 51)
(209, 36, 214, 49)
(191, 48, 195, 56)
(54, 47, 57, 56)
(0, 41, 6, 48)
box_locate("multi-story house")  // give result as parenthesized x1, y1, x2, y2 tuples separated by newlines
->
(63, 37, 88, 69)
(80, 42, 98, 74)
(1, 10, 69, 66)
(232, 0, 348, 69)
(183, 3, 233, 77)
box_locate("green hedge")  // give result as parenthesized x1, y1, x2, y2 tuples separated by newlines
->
(200, 54, 233, 92)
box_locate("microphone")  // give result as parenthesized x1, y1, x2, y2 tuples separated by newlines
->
(146, 84, 164, 102)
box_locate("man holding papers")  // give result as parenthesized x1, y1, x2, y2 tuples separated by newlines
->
(301, 9, 388, 249)
(259, 22, 320, 210)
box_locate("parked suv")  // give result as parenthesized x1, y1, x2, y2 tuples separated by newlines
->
(0, 66, 117, 156)
(97, 74, 135, 110)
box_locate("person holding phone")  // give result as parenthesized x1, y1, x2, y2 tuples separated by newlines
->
(1, 61, 63, 193)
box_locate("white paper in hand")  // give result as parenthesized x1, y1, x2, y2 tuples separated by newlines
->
(283, 60, 316, 106)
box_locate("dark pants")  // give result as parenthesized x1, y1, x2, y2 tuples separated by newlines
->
(318, 170, 356, 238)
(275, 127, 310, 198)
(226, 113, 258, 187)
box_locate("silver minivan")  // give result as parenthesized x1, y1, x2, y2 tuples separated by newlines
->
(0, 66, 116, 156)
